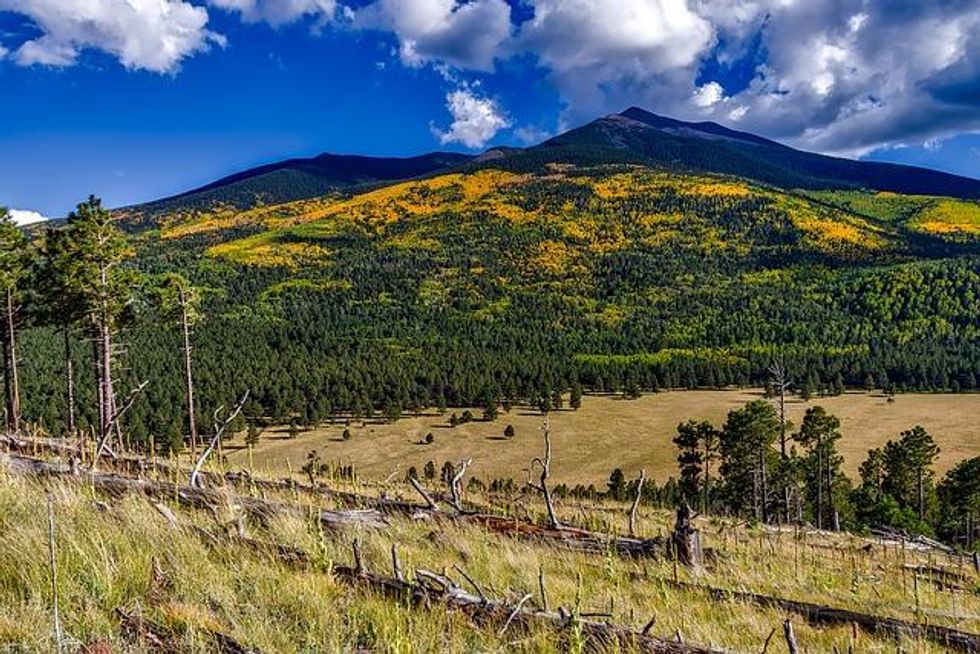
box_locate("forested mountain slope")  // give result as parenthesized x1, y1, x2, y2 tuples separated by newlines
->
(134, 151, 474, 215)
(19, 162, 980, 450)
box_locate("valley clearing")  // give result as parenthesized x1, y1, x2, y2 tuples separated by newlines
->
(226, 389, 980, 487)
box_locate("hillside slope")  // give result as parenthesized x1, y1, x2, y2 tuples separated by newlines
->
(132, 107, 980, 216)
(137, 151, 473, 214)
(505, 107, 980, 198)
(0, 447, 975, 653)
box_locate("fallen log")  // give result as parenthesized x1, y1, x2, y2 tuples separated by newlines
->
(116, 607, 263, 654)
(331, 560, 726, 653)
(654, 578, 980, 652)
(466, 513, 667, 557)
(3, 447, 686, 562)
(0, 453, 388, 532)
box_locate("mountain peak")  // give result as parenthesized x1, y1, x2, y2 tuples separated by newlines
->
(616, 106, 777, 147)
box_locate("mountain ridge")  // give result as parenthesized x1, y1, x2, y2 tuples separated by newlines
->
(137, 107, 980, 213)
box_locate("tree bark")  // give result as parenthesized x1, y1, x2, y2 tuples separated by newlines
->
(99, 317, 113, 450)
(180, 287, 198, 458)
(918, 468, 925, 521)
(672, 503, 703, 569)
(826, 450, 836, 530)
(3, 286, 20, 435)
(759, 448, 769, 524)
(63, 327, 76, 435)
(816, 444, 824, 530)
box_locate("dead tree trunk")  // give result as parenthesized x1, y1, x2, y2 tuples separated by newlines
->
(768, 360, 791, 523)
(2, 286, 20, 435)
(672, 503, 702, 569)
(62, 327, 75, 436)
(448, 457, 472, 512)
(98, 310, 113, 455)
(530, 416, 560, 529)
(179, 286, 198, 458)
(629, 469, 646, 537)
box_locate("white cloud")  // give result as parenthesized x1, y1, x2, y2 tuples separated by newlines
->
(685, 1, 980, 155)
(728, 105, 748, 121)
(513, 125, 552, 145)
(516, 0, 715, 121)
(9, 209, 50, 226)
(354, 0, 511, 71)
(0, 0, 222, 73)
(209, 0, 337, 27)
(432, 87, 510, 149)
(0, 44, 8, 59)
(692, 81, 725, 108)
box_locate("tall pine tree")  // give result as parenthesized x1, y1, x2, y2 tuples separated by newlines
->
(0, 208, 29, 435)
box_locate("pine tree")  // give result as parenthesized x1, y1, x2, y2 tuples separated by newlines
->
(36, 226, 87, 435)
(62, 197, 138, 455)
(0, 208, 28, 435)
(152, 273, 203, 456)
(892, 426, 940, 521)
(673, 419, 721, 512)
(720, 400, 780, 521)
(937, 457, 980, 549)
(795, 406, 843, 529)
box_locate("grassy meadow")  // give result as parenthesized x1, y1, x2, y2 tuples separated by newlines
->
(0, 464, 977, 653)
(225, 389, 980, 487)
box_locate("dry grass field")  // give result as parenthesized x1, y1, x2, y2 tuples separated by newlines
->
(226, 389, 980, 486)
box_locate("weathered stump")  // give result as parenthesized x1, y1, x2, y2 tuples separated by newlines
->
(672, 503, 703, 569)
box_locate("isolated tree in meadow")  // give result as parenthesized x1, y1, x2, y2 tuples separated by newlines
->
(720, 400, 780, 522)
(673, 419, 721, 513)
(795, 406, 843, 530)
(63, 196, 139, 456)
(569, 382, 583, 410)
(152, 273, 203, 456)
(0, 208, 28, 435)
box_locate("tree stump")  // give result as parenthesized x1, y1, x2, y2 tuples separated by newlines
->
(672, 503, 703, 569)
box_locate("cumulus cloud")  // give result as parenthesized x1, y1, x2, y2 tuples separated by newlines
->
(515, 0, 715, 122)
(209, 0, 338, 27)
(9, 209, 50, 226)
(353, 0, 511, 71)
(0, 0, 222, 73)
(689, 0, 980, 155)
(432, 87, 511, 148)
(350, 0, 980, 157)
(692, 81, 725, 108)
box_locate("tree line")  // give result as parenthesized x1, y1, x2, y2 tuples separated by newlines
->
(669, 397, 979, 550)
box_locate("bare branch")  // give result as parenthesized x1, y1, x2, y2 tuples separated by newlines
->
(499, 593, 533, 637)
(93, 380, 148, 464)
(190, 391, 249, 488)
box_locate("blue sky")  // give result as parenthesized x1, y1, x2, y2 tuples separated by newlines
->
(1, 0, 979, 219)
